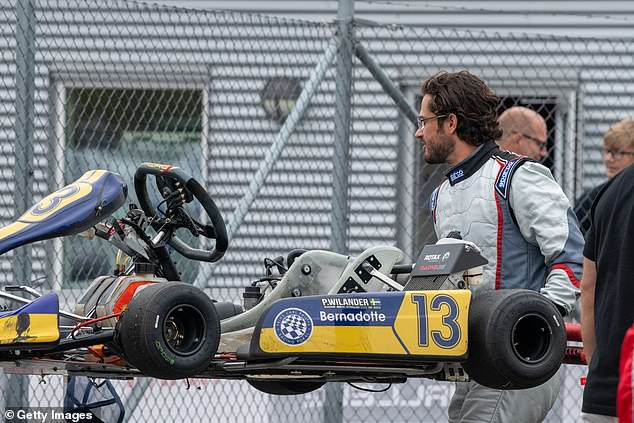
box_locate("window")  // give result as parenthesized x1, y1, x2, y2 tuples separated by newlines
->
(61, 87, 204, 287)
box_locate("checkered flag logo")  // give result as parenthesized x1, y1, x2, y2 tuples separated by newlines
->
(274, 308, 313, 346)
(279, 314, 307, 340)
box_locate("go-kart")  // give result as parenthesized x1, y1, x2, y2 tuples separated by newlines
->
(0, 163, 570, 395)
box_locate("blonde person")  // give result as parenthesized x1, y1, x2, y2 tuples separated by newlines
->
(575, 118, 634, 235)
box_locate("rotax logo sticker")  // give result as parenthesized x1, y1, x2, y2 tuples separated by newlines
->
(273, 308, 313, 346)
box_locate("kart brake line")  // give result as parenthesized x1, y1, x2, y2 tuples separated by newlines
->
(70, 313, 120, 339)
(215, 353, 237, 360)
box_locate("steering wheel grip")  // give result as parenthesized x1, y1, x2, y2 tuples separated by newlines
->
(133, 163, 228, 263)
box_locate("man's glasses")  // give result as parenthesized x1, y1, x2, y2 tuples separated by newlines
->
(515, 131, 548, 150)
(601, 147, 634, 160)
(417, 114, 448, 130)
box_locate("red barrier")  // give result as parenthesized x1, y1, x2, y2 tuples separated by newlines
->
(566, 322, 582, 342)
(564, 346, 587, 365)
(564, 322, 587, 365)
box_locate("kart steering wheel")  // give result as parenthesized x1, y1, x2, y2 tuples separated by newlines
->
(133, 163, 228, 263)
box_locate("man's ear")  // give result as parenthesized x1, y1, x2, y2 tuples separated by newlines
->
(446, 113, 458, 134)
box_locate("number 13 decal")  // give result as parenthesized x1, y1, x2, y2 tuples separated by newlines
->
(412, 293, 461, 349)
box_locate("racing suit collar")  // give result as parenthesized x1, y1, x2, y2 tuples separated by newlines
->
(445, 142, 499, 186)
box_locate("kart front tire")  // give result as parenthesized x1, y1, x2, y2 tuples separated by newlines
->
(247, 380, 325, 395)
(116, 282, 220, 379)
(463, 289, 565, 390)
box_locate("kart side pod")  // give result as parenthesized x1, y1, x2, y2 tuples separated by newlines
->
(248, 288, 566, 390)
(0, 293, 60, 349)
(249, 290, 471, 361)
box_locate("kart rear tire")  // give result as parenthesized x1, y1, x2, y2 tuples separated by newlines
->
(247, 380, 325, 395)
(116, 282, 220, 379)
(463, 289, 565, 390)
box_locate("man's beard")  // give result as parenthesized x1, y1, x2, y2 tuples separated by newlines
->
(424, 131, 454, 164)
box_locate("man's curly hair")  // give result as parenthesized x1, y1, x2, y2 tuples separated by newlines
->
(422, 71, 502, 146)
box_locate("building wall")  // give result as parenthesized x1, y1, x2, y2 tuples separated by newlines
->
(153, 0, 634, 37)
(150, 0, 634, 193)
(0, 1, 616, 421)
(2, 0, 633, 289)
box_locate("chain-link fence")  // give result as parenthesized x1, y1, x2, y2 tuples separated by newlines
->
(1, 0, 630, 421)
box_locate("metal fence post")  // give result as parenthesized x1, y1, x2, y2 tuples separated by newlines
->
(9, 0, 36, 409)
(329, 0, 354, 256)
(325, 0, 355, 422)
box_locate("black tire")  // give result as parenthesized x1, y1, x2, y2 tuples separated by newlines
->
(116, 282, 220, 379)
(463, 289, 565, 390)
(247, 380, 325, 395)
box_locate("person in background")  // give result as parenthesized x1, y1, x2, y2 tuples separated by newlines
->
(497, 106, 549, 161)
(415, 70, 583, 423)
(575, 118, 634, 235)
(580, 162, 634, 422)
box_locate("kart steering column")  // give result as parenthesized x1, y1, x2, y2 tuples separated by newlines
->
(146, 229, 181, 281)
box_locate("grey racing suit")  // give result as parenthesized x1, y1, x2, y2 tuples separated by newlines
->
(430, 142, 582, 313)
(430, 142, 583, 423)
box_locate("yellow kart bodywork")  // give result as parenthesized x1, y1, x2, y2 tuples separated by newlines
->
(256, 289, 471, 360)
